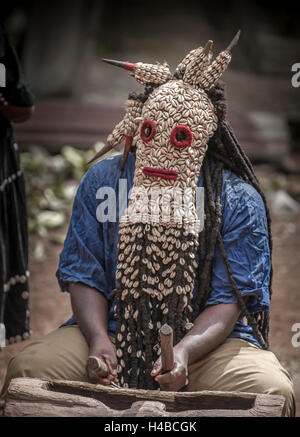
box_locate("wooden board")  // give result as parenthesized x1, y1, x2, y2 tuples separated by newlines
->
(4, 377, 286, 417)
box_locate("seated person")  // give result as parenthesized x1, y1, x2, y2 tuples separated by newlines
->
(0, 35, 295, 417)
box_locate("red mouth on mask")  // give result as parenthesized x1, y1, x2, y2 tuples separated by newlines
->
(142, 167, 178, 180)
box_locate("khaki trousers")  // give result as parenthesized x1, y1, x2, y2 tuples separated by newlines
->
(0, 325, 296, 416)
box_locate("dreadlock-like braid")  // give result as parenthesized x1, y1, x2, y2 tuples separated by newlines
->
(188, 82, 272, 349)
(216, 231, 267, 348)
(223, 122, 259, 184)
(140, 297, 154, 387)
(221, 121, 274, 302)
(193, 149, 270, 348)
(221, 121, 273, 311)
(193, 169, 213, 314)
(200, 160, 222, 300)
(204, 162, 223, 308)
(136, 236, 150, 388)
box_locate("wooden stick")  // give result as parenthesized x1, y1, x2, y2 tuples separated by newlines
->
(159, 324, 174, 373)
(86, 356, 109, 378)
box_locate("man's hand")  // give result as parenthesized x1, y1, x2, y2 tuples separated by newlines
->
(151, 302, 243, 391)
(86, 336, 118, 386)
(68, 282, 118, 386)
(151, 348, 188, 391)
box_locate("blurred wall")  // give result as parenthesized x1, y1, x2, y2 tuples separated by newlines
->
(3, 0, 300, 98)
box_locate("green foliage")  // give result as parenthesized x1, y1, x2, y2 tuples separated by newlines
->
(20, 143, 114, 237)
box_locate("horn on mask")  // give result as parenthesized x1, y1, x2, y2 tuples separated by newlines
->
(102, 58, 172, 85)
(182, 40, 214, 86)
(198, 30, 241, 91)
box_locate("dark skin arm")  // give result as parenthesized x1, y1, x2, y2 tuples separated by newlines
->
(151, 302, 243, 391)
(0, 104, 35, 123)
(69, 282, 118, 385)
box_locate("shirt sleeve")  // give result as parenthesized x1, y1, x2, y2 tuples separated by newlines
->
(205, 174, 271, 314)
(56, 164, 109, 299)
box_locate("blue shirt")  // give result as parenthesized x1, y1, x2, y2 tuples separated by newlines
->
(56, 153, 271, 349)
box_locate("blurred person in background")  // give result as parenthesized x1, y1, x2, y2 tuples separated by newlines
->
(0, 22, 35, 349)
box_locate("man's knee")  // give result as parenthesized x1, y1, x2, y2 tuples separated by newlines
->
(6, 326, 89, 382)
(6, 347, 48, 380)
(0, 342, 64, 416)
(270, 377, 295, 417)
(254, 371, 296, 417)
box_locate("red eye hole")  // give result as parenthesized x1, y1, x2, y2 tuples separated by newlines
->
(140, 120, 156, 142)
(170, 125, 193, 149)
